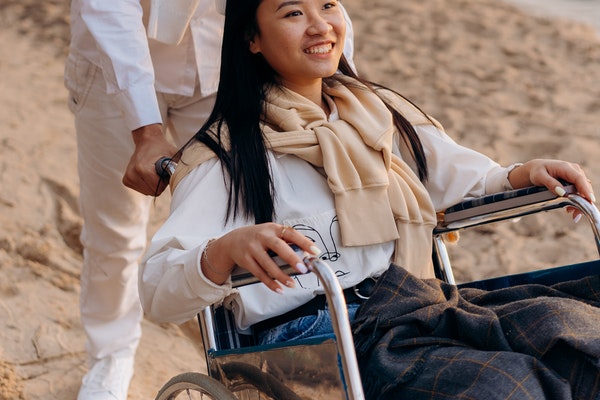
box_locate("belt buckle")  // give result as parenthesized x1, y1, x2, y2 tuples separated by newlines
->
(353, 277, 378, 300)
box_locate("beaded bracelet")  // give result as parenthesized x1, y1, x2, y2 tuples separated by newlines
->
(202, 239, 230, 276)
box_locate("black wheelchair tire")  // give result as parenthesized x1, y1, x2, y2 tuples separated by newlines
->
(155, 372, 238, 400)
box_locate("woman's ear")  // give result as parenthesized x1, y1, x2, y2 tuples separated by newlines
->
(248, 36, 261, 54)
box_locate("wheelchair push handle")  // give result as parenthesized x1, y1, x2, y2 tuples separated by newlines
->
(155, 157, 178, 180)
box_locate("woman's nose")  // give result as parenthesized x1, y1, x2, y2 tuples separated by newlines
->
(306, 13, 333, 36)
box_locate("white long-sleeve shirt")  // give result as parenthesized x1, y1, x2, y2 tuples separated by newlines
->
(140, 116, 517, 329)
(68, 0, 224, 131)
(67, 0, 355, 132)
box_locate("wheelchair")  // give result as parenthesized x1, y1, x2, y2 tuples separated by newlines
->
(153, 182, 600, 400)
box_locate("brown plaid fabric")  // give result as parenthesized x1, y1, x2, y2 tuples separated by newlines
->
(352, 264, 600, 400)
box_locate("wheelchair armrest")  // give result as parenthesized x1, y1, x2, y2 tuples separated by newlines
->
(436, 185, 576, 228)
(228, 244, 305, 288)
(436, 185, 599, 239)
(433, 185, 600, 284)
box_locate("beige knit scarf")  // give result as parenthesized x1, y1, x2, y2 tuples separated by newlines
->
(172, 77, 438, 278)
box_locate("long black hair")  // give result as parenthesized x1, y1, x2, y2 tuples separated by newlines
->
(191, 0, 429, 224)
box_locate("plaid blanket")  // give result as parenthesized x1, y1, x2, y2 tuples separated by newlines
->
(352, 264, 600, 400)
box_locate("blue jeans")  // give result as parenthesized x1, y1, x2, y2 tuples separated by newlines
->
(258, 302, 361, 345)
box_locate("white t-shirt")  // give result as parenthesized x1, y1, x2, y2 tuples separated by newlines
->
(140, 115, 516, 329)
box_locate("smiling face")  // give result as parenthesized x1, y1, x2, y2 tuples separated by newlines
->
(249, 0, 346, 101)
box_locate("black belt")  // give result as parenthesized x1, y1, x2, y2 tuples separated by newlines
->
(253, 277, 377, 334)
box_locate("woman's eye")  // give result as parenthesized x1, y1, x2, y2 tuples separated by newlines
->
(284, 10, 303, 18)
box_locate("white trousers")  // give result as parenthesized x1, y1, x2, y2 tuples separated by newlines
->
(65, 53, 215, 361)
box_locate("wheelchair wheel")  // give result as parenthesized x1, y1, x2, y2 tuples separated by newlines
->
(221, 362, 303, 400)
(155, 372, 238, 400)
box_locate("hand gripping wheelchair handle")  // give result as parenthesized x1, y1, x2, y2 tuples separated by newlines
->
(155, 157, 178, 181)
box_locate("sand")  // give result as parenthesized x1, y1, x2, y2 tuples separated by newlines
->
(0, 0, 598, 398)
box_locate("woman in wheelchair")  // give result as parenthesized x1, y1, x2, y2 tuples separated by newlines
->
(140, 0, 599, 398)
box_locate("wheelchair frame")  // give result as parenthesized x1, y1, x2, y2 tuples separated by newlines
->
(155, 187, 600, 400)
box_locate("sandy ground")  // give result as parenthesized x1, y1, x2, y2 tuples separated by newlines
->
(504, 0, 600, 36)
(0, 0, 598, 398)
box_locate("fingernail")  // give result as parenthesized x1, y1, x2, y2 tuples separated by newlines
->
(309, 245, 322, 256)
(295, 262, 308, 274)
(275, 287, 284, 295)
(555, 186, 566, 197)
(285, 279, 295, 288)
(573, 214, 582, 224)
(591, 193, 597, 203)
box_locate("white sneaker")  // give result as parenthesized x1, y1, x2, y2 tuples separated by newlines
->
(77, 354, 134, 400)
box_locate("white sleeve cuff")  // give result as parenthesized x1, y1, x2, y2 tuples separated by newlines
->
(486, 163, 523, 193)
(115, 84, 162, 131)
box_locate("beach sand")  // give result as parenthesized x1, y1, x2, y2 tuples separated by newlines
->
(0, 0, 598, 398)
(503, 0, 600, 36)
